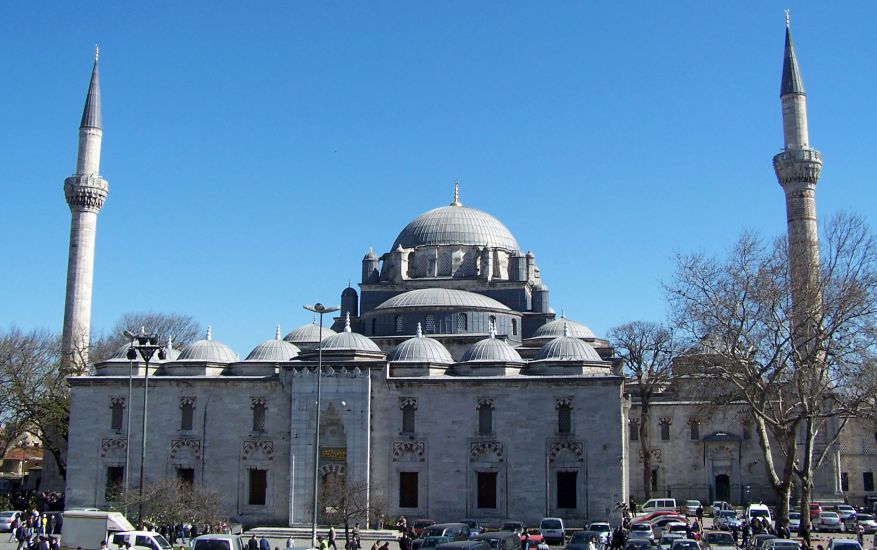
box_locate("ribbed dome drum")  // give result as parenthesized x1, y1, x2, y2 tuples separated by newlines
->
(374, 288, 510, 311)
(392, 205, 519, 252)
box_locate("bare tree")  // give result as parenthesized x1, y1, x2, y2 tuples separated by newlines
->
(322, 478, 385, 547)
(91, 312, 203, 364)
(110, 477, 226, 530)
(609, 321, 678, 501)
(666, 213, 877, 539)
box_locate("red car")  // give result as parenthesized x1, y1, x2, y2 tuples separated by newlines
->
(809, 503, 822, 520)
(412, 519, 436, 538)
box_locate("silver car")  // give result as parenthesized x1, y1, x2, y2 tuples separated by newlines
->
(816, 512, 844, 533)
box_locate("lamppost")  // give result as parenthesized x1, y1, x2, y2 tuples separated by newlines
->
(302, 303, 339, 547)
(124, 328, 166, 527)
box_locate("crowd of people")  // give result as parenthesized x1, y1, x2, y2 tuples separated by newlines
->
(8, 510, 61, 550)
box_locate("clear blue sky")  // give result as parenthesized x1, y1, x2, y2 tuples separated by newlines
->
(3, 3, 875, 356)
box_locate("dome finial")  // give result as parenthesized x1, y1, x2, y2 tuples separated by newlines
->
(489, 320, 496, 339)
(560, 308, 565, 319)
(450, 180, 462, 207)
(416, 322, 423, 338)
(344, 312, 352, 333)
(275, 324, 282, 340)
(206, 325, 212, 340)
(563, 321, 569, 337)
(166, 334, 174, 352)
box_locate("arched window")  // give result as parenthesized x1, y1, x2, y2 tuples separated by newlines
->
(395, 315, 404, 333)
(557, 404, 572, 434)
(478, 402, 493, 435)
(511, 318, 517, 336)
(439, 253, 452, 276)
(457, 313, 468, 331)
(252, 401, 266, 433)
(425, 314, 436, 333)
(402, 404, 416, 433)
(180, 401, 194, 431)
(110, 400, 124, 432)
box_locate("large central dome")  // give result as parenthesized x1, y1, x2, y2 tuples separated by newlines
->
(392, 204, 520, 252)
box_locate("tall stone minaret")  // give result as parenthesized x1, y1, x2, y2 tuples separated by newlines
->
(61, 47, 108, 368)
(772, 16, 822, 337)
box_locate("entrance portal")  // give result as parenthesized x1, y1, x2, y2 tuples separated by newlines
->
(715, 474, 731, 502)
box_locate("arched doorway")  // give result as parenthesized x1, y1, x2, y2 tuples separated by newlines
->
(715, 474, 731, 502)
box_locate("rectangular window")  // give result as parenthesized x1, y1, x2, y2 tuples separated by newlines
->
(842, 472, 849, 492)
(479, 405, 492, 435)
(556, 471, 577, 509)
(690, 421, 699, 441)
(477, 472, 497, 509)
(248, 469, 267, 506)
(399, 472, 418, 508)
(558, 405, 571, 434)
(651, 468, 659, 492)
(111, 402, 124, 431)
(864, 472, 874, 492)
(660, 422, 670, 441)
(105, 466, 124, 500)
(402, 405, 415, 433)
(177, 467, 195, 486)
(252, 404, 266, 433)
(181, 404, 194, 431)
(630, 421, 639, 441)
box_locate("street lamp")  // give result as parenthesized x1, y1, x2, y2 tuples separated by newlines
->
(124, 328, 166, 528)
(302, 303, 340, 547)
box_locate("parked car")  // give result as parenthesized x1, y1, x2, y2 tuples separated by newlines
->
(417, 537, 454, 550)
(566, 532, 603, 550)
(649, 515, 688, 535)
(670, 539, 700, 550)
(788, 512, 801, 531)
(423, 524, 472, 542)
(501, 522, 525, 536)
(714, 511, 742, 531)
(836, 505, 857, 522)
(413, 519, 437, 538)
(682, 501, 702, 517)
(809, 503, 823, 520)
(471, 532, 522, 550)
(763, 541, 802, 550)
(642, 499, 679, 513)
(703, 531, 736, 550)
(659, 534, 684, 550)
(848, 513, 877, 534)
(749, 534, 777, 550)
(747, 504, 773, 525)
(629, 524, 655, 543)
(825, 540, 862, 550)
(435, 541, 492, 550)
(624, 540, 652, 550)
(464, 521, 485, 537)
(540, 518, 565, 546)
(588, 523, 611, 545)
(191, 535, 244, 550)
(815, 511, 844, 532)
(0, 511, 21, 533)
(711, 502, 731, 516)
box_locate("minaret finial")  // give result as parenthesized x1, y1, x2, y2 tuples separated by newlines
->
(344, 312, 352, 333)
(785, 9, 790, 29)
(450, 180, 462, 207)
(95, 44, 100, 61)
(206, 325, 212, 340)
(416, 322, 423, 338)
(275, 324, 281, 340)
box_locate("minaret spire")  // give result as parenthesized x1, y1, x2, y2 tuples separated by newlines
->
(450, 180, 462, 207)
(61, 50, 109, 368)
(772, 15, 823, 348)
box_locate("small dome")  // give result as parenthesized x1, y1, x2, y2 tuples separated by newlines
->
(178, 326, 239, 363)
(363, 249, 378, 260)
(535, 335, 602, 362)
(245, 326, 301, 362)
(462, 337, 523, 363)
(374, 288, 510, 311)
(342, 287, 358, 297)
(388, 323, 454, 364)
(284, 322, 337, 345)
(533, 316, 595, 340)
(392, 202, 520, 252)
(321, 314, 382, 353)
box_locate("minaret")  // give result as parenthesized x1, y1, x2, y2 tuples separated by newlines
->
(772, 15, 822, 338)
(61, 47, 109, 368)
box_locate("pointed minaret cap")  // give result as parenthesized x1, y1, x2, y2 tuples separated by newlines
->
(81, 45, 102, 129)
(450, 180, 462, 207)
(344, 312, 352, 333)
(416, 322, 423, 338)
(781, 12, 805, 97)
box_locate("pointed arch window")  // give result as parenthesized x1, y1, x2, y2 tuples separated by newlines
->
(395, 315, 404, 333)
(425, 315, 436, 333)
(511, 318, 518, 336)
(458, 313, 468, 331)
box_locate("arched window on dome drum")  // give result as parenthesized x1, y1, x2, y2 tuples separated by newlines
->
(425, 315, 436, 334)
(438, 253, 452, 276)
(457, 313, 468, 331)
(395, 315, 404, 334)
(407, 252, 416, 278)
(511, 318, 517, 336)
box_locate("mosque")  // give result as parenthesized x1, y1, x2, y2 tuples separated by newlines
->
(62, 21, 875, 528)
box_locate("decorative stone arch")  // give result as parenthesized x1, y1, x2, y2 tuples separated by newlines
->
(170, 439, 202, 460)
(469, 440, 504, 462)
(392, 440, 425, 462)
(319, 463, 348, 477)
(555, 396, 574, 409)
(399, 397, 417, 410)
(242, 439, 274, 461)
(100, 438, 127, 458)
(476, 397, 495, 410)
(179, 396, 196, 409)
(548, 441, 585, 463)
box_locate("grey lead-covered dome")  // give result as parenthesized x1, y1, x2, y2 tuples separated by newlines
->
(388, 325, 453, 364)
(375, 288, 510, 311)
(462, 336, 524, 363)
(178, 327, 239, 362)
(392, 205, 520, 252)
(284, 322, 337, 345)
(536, 335, 602, 361)
(246, 328, 301, 361)
(321, 316, 382, 353)
(533, 317, 596, 340)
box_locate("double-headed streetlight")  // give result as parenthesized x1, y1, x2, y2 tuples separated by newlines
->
(302, 303, 340, 547)
(124, 328, 166, 528)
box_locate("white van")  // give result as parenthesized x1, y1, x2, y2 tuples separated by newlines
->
(539, 518, 565, 545)
(746, 504, 772, 524)
(641, 498, 678, 513)
(110, 531, 173, 550)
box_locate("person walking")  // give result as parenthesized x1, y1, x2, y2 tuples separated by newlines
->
(248, 535, 258, 550)
(260, 536, 271, 550)
(329, 526, 337, 550)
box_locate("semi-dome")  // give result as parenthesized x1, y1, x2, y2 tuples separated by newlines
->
(532, 315, 596, 340)
(392, 200, 519, 252)
(375, 288, 510, 311)
(462, 325, 524, 363)
(284, 322, 337, 345)
(535, 323, 601, 361)
(178, 327, 239, 362)
(245, 326, 301, 362)
(321, 315, 382, 353)
(388, 323, 454, 364)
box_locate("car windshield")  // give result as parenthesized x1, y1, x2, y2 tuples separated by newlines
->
(542, 520, 562, 529)
(789, 513, 800, 519)
(706, 534, 734, 545)
(631, 525, 651, 532)
(831, 544, 862, 550)
(415, 521, 435, 528)
(858, 515, 874, 521)
(571, 533, 598, 544)
(770, 543, 800, 549)
(673, 543, 699, 550)
(590, 524, 610, 531)
(194, 542, 231, 550)
(751, 510, 770, 517)
(719, 511, 736, 518)
(626, 542, 651, 550)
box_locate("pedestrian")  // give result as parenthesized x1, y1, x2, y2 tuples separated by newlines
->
(858, 524, 865, 546)
(370, 541, 380, 550)
(586, 538, 596, 550)
(9, 515, 19, 543)
(285, 536, 295, 549)
(260, 536, 271, 550)
(49, 536, 59, 550)
(379, 542, 389, 550)
(100, 541, 109, 550)
(329, 526, 338, 550)
(318, 536, 329, 550)
(521, 534, 530, 550)
(47, 515, 55, 537)
(353, 524, 361, 550)
(248, 535, 258, 550)
(697, 506, 704, 524)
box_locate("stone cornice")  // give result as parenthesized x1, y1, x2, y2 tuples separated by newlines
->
(64, 174, 108, 212)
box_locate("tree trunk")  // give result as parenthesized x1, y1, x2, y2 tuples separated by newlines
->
(798, 476, 813, 546)
(640, 399, 653, 500)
